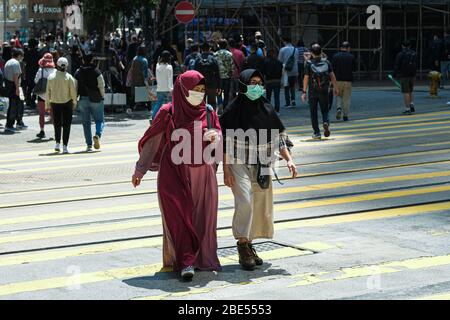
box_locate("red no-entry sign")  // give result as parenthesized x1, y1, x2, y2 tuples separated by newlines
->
(175, 1, 195, 24)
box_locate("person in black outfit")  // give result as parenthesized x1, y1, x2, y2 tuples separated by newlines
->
(332, 41, 355, 121)
(262, 49, 283, 113)
(394, 40, 417, 114)
(302, 43, 339, 140)
(194, 42, 221, 110)
(23, 38, 40, 109)
(430, 35, 443, 73)
(242, 43, 264, 72)
(127, 35, 140, 66)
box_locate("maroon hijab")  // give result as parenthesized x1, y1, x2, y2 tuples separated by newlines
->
(172, 70, 207, 128)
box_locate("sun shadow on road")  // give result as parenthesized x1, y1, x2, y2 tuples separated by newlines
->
(27, 138, 54, 144)
(123, 263, 291, 298)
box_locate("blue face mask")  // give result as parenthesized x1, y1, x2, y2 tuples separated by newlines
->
(244, 84, 265, 101)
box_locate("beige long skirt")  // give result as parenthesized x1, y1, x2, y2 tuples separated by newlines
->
(229, 164, 274, 241)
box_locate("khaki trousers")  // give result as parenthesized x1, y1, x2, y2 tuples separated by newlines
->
(229, 164, 274, 241)
(336, 81, 353, 116)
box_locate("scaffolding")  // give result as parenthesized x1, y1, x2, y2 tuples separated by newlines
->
(163, 0, 450, 80)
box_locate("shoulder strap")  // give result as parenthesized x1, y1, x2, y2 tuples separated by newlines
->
(206, 104, 213, 129)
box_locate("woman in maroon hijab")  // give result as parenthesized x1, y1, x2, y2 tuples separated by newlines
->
(132, 70, 222, 281)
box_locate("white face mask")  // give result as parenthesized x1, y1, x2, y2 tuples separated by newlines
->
(186, 90, 205, 106)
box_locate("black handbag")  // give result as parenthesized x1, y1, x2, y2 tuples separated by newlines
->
(33, 69, 47, 95)
(256, 157, 271, 189)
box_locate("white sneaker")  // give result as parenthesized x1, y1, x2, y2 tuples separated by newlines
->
(62, 145, 69, 154)
(54, 143, 61, 152)
(86, 146, 93, 152)
(181, 266, 195, 281)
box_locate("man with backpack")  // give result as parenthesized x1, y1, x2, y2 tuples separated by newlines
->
(394, 40, 417, 115)
(194, 42, 221, 110)
(183, 44, 201, 72)
(302, 43, 339, 140)
(278, 36, 298, 108)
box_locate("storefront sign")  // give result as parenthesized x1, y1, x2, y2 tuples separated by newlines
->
(29, 0, 63, 20)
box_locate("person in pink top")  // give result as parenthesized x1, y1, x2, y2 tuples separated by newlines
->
(132, 70, 222, 281)
(228, 38, 245, 99)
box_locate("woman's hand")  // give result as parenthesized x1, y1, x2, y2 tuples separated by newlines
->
(223, 164, 235, 188)
(132, 175, 141, 188)
(203, 129, 219, 144)
(287, 160, 298, 178)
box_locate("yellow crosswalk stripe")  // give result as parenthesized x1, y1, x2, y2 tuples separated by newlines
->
(288, 254, 450, 288)
(288, 119, 450, 134)
(0, 201, 448, 297)
(136, 252, 450, 300)
(286, 111, 450, 131)
(2, 152, 450, 210)
(295, 130, 450, 146)
(1, 189, 449, 248)
(271, 201, 450, 232)
(0, 243, 314, 297)
(415, 292, 450, 300)
(139, 251, 450, 300)
(2, 170, 450, 227)
(415, 141, 450, 147)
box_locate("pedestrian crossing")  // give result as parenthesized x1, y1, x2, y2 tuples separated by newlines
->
(0, 110, 449, 299)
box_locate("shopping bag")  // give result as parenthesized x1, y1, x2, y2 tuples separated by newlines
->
(104, 93, 113, 105)
(0, 97, 9, 117)
(112, 93, 127, 105)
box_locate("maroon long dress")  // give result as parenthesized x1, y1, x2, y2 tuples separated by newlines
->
(134, 71, 222, 272)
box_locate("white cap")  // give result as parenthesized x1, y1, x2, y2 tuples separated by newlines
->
(57, 57, 68, 68)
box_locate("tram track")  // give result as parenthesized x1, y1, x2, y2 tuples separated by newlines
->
(1, 145, 448, 196)
(1, 157, 449, 210)
(1, 197, 448, 257)
(1, 180, 449, 236)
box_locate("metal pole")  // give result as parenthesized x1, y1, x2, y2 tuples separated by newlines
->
(358, 7, 361, 81)
(379, 1, 383, 81)
(346, 5, 349, 41)
(419, 0, 423, 80)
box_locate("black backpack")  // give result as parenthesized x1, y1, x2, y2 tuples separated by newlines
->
(400, 49, 417, 77)
(195, 55, 216, 86)
(309, 59, 331, 92)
